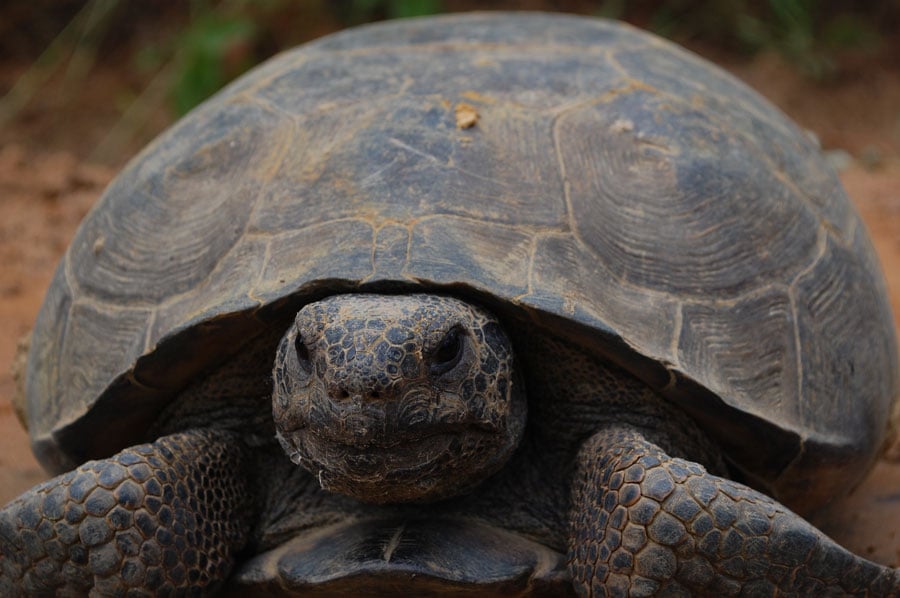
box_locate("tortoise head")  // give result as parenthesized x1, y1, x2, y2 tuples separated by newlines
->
(272, 293, 527, 504)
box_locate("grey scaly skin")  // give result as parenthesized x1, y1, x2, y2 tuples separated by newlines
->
(0, 430, 253, 595)
(569, 428, 900, 595)
(1, 293, 898, 595)
(273, 294, 526, 504)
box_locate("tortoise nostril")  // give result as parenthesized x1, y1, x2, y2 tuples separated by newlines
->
(329, 387, 383, 401)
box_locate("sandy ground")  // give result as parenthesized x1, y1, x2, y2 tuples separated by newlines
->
(1, 31, 899, 567)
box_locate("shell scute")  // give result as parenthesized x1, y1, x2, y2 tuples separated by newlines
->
(68, 101, 289, 306)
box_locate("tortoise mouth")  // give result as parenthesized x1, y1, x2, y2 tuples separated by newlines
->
(283, 419, 496, 451)
(296, 429, 461, 477)
(277, 378, 506, 444)
(277, 426, 512, 504)
(227, 517, 572, 595)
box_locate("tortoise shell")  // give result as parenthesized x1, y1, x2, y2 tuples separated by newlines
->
(25, 12, 898, 514)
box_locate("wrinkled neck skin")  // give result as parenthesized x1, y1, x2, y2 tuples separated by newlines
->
(272, 293, 527, 504)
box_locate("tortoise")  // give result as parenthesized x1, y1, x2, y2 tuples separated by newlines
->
(1, 11, 898, 596)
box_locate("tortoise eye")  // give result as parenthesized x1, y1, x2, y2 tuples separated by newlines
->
(430, 326, 465, 377)
(294, 334, 312, 375)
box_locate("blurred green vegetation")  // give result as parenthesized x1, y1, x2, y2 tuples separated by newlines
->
(169, 9, 258, 115)
(643, 0, 884, 79)
(163, 0, 445, 113)
(343, 0, 445, 22)
(160, 0, 893, 114)
(172, 0, 900, 114)
(166, 0, 448, 114)
(1, 0, 897, 128)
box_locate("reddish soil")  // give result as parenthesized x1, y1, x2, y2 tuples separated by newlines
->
(1, 23, 899, 568)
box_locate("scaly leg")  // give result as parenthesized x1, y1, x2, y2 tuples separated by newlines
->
(0, 428, 255, 596)
(569, 426, 900, 596)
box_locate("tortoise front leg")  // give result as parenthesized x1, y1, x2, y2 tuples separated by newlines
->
(569, 426, 900, 596)
(0, 428, 255, 596)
